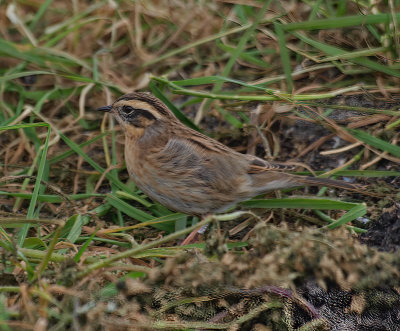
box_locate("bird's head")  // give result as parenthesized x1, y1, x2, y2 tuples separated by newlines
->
(97, 92, 178, 137)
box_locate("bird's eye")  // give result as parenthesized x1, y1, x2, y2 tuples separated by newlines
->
(121, 106, 135, 115)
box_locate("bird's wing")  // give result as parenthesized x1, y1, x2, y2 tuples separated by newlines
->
(161, 130, 294, 177)
(246, 155, 296, 174)
(158, 135, 244, 170)
(156, 134, 250, 190)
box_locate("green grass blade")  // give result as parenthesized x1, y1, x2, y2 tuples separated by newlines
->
(0, 192, 104, 203)
(115, 191, 152, 208)
(152, 76, 360, 101)
(106, 194, 173, 232)
(326, 204, 367, 229)
(208, 0, 271, 100)
(40, 2, 104, 39)
(29, 0, 54, 30)
(348, 129, 400, 157)
(0, 123, 49, 131)
(113, 213, 187, 232)
(241, 197, 359, 210)
(0, 71, 53, 83)
(149, 80, 200, 131)
(143, 22, 255, 67)
(274, 22, 293, 92)
(217, 42, 270, 68)
(66, 214, 83, 244)
(283, 13, 400, 31)
(49, 132, 108, 165)
(32, 226, 62, 281)
(58, 132, 133, 193)
(74, 228, 98, 263)
(18, 125, 51, 246)
(292, 31, 400, 78)
(170, 75, 264, 90)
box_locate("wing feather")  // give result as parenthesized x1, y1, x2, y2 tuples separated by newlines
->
(247, 156, 296, 174)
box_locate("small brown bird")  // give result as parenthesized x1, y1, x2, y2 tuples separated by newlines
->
(97, 92, 361, 216)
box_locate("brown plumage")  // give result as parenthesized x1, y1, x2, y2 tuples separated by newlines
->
(97, 92, 362, 216)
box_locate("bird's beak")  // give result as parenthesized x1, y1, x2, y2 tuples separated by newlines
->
(96, 105, 112, 112)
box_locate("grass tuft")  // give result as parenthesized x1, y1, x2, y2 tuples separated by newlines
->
(0, 1, 399, 329)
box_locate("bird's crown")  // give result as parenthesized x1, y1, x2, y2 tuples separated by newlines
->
(97, 92, 177, 128)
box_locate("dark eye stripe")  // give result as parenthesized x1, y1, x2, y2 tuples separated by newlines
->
(135, 109, 156, 120)
(116, 93, 171, 117)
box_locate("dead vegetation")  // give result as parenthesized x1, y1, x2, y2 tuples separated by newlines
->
(0, 0, 400, 330)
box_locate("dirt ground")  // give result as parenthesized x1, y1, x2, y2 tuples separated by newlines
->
(1, 1, 400, 329)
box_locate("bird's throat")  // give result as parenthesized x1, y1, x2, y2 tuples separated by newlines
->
(124, 125, 145, 140)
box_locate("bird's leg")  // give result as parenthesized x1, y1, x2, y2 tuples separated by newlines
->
(180, 216, 210, 246)
(180, 211, 256, 246)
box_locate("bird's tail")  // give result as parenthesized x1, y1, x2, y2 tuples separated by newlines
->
(295, 175, 366, 192)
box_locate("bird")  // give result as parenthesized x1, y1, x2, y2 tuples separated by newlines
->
(97, 92, 363, 217)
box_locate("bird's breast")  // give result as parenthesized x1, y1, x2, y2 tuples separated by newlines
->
(122, 136, 255, 215)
